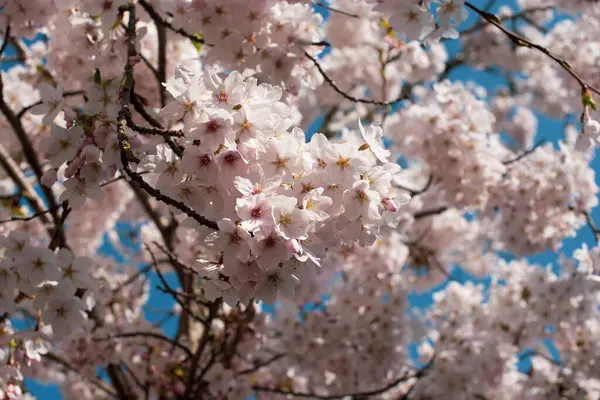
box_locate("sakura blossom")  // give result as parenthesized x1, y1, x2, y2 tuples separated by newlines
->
(0, 0, 600, 399)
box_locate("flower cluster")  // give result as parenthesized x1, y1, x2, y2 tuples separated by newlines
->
(489, 139, 597, 256)
(0, 232, 93, 397)
(2, 0, 600, 399)
(152, 67, 407, 305)
(388, 80, 507, 210)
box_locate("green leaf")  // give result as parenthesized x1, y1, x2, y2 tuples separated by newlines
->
(191, 33, 204, 53)
(93, 68, 102, 85)
(582, 88, 597, 111)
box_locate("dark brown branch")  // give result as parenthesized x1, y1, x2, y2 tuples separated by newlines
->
(413, 206, 448, 220)
(138, 0, 207, 46)
(44, 352, 118, 398)
(123, 166, 219, 230)
(315, 2, 359, 18)
(139, 53, 160, 81)
(0, 74, 65, 246)
(94, 332, 193, 358)
(111, 264, 153, 294)
(8, 37, 27, 63)
(582, 210, 600, 244)
(183, 299, 221, 399)
(503, 139, 545, 165)
(460, 6, 554, 36)
(304, 51, 410, 107)
(131, 92, 184, 157)
(16, 91, 85, 120)
(239, 354, 285, 375)
(396, 175, 434, 197)
(0, 142, 52, 231)
(0, 23, 11, 58)
(115, 4, 216, 231)
(0, 171, 146, 225)
(48, 203, 70, 250)
(145, 244, 209, 327)
(253, 363, 431, 399)
(125, 111, 184, 137)
(465, 1, 600, 97)
(152, 241, 203, 277)
(106, 364, 135, 400)
(309, 40, 331, 47)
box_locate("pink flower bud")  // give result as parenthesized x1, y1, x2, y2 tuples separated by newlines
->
(63, 108, 76, 128)
(382, 197, 398, 212)
(285, 239, 301, 253)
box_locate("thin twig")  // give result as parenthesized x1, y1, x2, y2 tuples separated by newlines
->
(396, 175, 434, 197)
(16, 91, 85, 120)
(582, 210, 600, 244)
(239, 353, 285, 375)
(0, 142, 53, 233)
(413, 207, 448, 220)
(465, 1, 600, 96)
(503, 139, 546, 165)
(44, 352, 118, 398)
(253, 361, 432, 399)
(315, 2, 359, 18)
(126, 112, 184, 137)
(0, 23, 11, 58)
(460, 6, 554, 36)
(138, 0, 207, 46)
(0, 74, 65, 245)
(304, 51, 410, 107)
(94, 332, 193, 358)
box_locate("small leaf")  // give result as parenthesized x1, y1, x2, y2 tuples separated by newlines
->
(191, 33, 204, 53)
(93, 68, 102, 85)
(582, 88, 597, 111)
(36, 65, 56, 86)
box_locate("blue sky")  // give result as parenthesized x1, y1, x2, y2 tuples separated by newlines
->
(3, 0, 598, 397)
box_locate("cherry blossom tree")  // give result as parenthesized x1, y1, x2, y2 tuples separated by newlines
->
(0, 0, 599, 399)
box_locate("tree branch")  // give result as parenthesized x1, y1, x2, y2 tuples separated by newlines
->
(138, 0, 207, 46)
(115, 4, 216, 231)
(304, 51, 410, 107)
(395, 175, 434, 197)
(253, 364, 431, 399)
(0, 142, 52, 230)
(0, 74, 65, 246)
(503, 139, 546, 165)
(16, 90, 85, 120)
(315, 2, 359, 18)
(413, 206, 448, 220)
(94, 332, 193, 359)
(44, 352, 118, 398)
(465, 1, 600, 96)
(581, 210, 600, 244)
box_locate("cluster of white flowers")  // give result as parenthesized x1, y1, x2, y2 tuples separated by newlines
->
(250, 233, 411, 397)
(0, 232, 91, 337)
(0, 232, 93, 397)
(3, 0, 600, 399)
(368, 0, 469, 44)
(150, 66, 408, 305)
(388, 81, 508, 210)
(489, 140, 597, 256)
